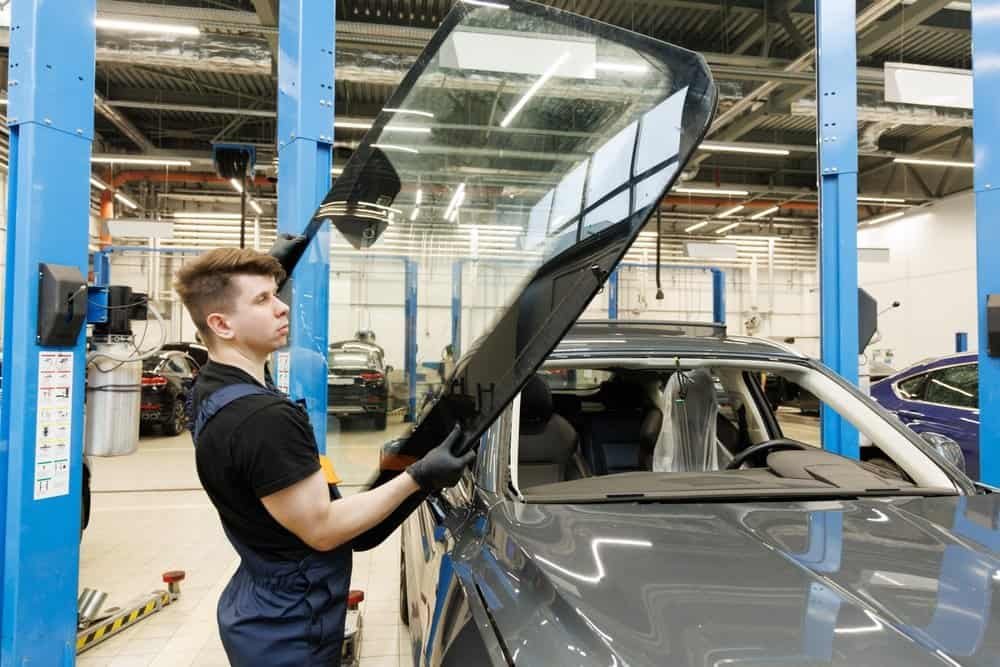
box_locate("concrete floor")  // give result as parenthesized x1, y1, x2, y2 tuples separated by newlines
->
(78, 416, 413, 667)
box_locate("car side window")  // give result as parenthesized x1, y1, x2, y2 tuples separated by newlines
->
(897, 374, 927, 400)
(166, 357, 187, 375)
(923, 364, 978, 409)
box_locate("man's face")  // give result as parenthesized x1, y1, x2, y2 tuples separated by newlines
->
(211, 274, 289, 356)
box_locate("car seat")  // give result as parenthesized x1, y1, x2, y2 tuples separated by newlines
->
(517, 375, 587, 488)
(652, 368, 720, 472)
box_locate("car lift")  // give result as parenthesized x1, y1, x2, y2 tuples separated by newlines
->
(76, 571, 186, 654)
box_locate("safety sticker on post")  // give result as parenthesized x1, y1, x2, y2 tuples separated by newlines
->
(35, 351, 74, 500)
(276, 351, 290, 394)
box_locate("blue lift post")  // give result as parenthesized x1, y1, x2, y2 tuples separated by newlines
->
(405, 260, 418, 421)
(816, 0, 860, 459)
(451, 262, 463, 359)
(973, 0, 1000, 485)
(277, 0, 335, 450)
(605, 264, 726, 325)
(0, 1, 96, 662)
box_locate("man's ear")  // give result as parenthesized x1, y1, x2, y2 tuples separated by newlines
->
(205, 312, 235, 341)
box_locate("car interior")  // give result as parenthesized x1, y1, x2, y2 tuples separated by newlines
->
(507, 361, 961, 500)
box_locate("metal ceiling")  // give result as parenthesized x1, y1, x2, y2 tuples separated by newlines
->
(29, 0, 975, 247)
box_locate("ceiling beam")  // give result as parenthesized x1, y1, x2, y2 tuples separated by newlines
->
(94, 92, 155, 152)
(857, 0, 957, 57)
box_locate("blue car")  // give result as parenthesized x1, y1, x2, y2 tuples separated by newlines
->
(870, 353, 979, 479)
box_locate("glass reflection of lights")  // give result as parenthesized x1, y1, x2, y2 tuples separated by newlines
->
(834, 610, 885, 635)
(535, 538, 653, 584)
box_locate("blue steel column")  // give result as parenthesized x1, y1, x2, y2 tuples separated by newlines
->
(451, 261, 462, 358)
(277, 1, 334, 450)
(93, 250, 111, 288)
(974, 1, 1000, 485)
(405, 260, 418, 422)
(0, 1, 96, 662)
(816, 0, 859, 459)
(711, 269, 726, 325)
(607, 269, 619, 320)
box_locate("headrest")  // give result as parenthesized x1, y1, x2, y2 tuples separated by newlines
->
(601, 381, 647, 411)
(520, 374, 554, 428)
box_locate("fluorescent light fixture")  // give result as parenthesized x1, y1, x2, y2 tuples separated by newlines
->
(249, 200, 263, 215)
(331, 167, 343, 176)
(715, 222, 740, 234)
(383, 108, 435, 118)
(862, 211, 905, 226)
(91, 156, 192, 167)
(89, 177, 107, 190)
(500, 52, 570, 128)
(0, 99, 7, 106)
(462, 0, 510, 8)
(685, 221, 710, 233)
(337, 120, 430, 134)
(170, 212, 243, 220)
(894, 156, 974, 169)
(410, 208, 420, 222)
(717, 205, 744, 219)
(674, 186, 750, 196)
(749, 206, 780, 220)
(229, 178, 244, 194)
(114, 191, 139, 210)
(593, 62, 648, 74)
(95, 18, 200, 36)
(444, 183, 467, 220)
(858, 196, 906, 203)
(700, 142, 790, 156)
(372, 144, 419, 154)
(415, 189, 423, 206)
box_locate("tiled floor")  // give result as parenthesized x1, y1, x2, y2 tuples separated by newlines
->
(79, 417, 414, 667)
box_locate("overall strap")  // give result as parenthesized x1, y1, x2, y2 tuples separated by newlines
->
(192, 383, 284, 442)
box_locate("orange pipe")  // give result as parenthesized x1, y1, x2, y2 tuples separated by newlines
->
(98, 190, 114, 248)
(110, 171, 273, 189)
(662, 196, 818, 211)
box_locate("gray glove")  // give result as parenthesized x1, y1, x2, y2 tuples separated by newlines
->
(407, 425, 476, 491)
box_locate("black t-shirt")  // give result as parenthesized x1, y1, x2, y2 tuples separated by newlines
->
(192, 361, 324, 561)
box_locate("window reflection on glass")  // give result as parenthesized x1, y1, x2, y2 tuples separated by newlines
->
(318, 0, 715, 458)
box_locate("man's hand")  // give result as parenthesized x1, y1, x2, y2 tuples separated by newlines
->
(268, 233, 311, 280)
(406, 425, 476, 491)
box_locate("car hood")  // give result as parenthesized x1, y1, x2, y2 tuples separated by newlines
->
(471, 494, 999, 666)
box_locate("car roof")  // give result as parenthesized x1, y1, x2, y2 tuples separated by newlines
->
(888, 351, 977, 379)
(549, 320, 807, 362)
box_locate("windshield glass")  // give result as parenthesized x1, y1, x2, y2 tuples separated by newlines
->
(320, 1, 716, 465)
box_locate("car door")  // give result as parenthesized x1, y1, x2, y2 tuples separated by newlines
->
(313, 0, 718, 492)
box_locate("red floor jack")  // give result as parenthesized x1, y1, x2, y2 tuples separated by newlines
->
(341, 589, 365, 666)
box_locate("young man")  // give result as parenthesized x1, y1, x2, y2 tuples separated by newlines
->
(174, 248, 473, 666)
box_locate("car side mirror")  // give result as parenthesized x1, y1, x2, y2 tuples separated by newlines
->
(920, 432, 966, 472)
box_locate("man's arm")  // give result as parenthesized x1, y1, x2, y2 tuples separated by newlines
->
(260, 426, 474, 552)
(261, 469, 420, 552)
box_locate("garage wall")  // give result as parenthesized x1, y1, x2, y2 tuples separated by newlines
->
(858, 191, 977, 368)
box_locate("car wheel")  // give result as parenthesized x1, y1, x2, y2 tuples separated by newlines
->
(81, 464, 91, 539)
(400, 541, 409, 626)
(375, 411, 388, 431)
(162, 399, 187, 436)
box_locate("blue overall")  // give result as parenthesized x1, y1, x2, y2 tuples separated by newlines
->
(194, 383, 353, 667)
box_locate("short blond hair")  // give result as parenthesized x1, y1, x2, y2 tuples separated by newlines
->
(173, 248, 285, 344)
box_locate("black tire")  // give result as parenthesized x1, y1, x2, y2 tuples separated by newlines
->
(400, 539, 409, 625)
(375, 411, 388, 431)
(162, 398, 187, 436)
(81, 464, 91, 538)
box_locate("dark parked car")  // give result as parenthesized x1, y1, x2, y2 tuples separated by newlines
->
(324, 4, 990, 665)
(161, 341, 209, 368)
(140, 350, 199, 436)
(399, 321, 989, 667)
(764, 373, 820, 414)
(327, 345, 389, 430)
(871, 352, 979, 479)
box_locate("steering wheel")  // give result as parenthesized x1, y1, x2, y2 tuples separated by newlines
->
(725, 438, 812, 470)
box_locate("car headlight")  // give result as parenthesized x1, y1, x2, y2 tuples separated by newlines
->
(920, 432, 966, 472)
